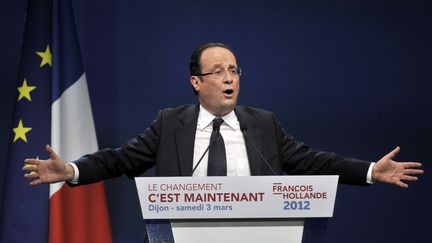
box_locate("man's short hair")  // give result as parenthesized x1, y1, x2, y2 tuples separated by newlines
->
(189, 43, 237, 76)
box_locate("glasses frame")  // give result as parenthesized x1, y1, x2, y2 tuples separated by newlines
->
(196, 67, 242, 79)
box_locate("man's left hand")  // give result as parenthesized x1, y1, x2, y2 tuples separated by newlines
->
(372, 146, 423, 188)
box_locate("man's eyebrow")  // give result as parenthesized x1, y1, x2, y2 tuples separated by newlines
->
(210, 63, 223, 68)
(210, 63, 237, 69)
(206, 63, 237, 71)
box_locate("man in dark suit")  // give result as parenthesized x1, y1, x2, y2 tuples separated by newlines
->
(24, 43, 422, 188)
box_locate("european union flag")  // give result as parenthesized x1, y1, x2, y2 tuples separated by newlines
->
(0, 0, 52, 242)
(0, 0, 112, 242)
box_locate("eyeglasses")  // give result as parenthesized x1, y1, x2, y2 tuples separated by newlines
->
(196, 67, 242, 79)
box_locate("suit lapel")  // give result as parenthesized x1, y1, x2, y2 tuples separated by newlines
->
(235, 107, 263, 176)
(174, 105, 199, 176)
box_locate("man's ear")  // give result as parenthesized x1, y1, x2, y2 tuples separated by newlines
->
(190, 76, 200, 92)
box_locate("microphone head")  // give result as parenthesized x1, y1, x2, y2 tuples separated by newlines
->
(240, 125, 247, 133)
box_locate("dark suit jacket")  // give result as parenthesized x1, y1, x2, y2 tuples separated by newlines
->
(74, 104, 370, 186)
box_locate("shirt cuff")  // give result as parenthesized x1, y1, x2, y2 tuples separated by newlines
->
(366, 162, 375, 184)
(67, 162, 79, 184)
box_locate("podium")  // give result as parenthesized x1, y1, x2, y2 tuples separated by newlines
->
(135, 176, 338, 243)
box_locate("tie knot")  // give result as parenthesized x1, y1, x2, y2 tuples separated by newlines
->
(212, 118, 224, 132)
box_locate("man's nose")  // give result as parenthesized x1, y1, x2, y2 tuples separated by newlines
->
(223, 71, 234, 84)
(223, 78, 233, 84)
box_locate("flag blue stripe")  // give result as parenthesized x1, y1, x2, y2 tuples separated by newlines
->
(52, 0, 84, 102)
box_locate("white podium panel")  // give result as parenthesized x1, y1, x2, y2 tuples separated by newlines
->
(171, 219, 304, 243)
(135, 176, 338, 219)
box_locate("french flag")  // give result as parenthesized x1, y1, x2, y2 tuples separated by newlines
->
(49, 0, 112, 242)
(0, 0, 112, 242)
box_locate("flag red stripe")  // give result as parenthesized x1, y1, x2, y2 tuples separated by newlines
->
(49, 182, 112, 243)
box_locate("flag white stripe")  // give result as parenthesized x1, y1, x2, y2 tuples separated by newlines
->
(49, 74, 98, 197)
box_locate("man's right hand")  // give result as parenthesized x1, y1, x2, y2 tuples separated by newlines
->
(23, 144, 75, 185)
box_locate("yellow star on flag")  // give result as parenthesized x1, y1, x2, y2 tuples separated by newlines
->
(17, 78, 37, 101)
(36, 45, 52, 67)
(13, 119, 32, 143)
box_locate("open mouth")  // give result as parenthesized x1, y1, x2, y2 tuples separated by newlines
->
(223, 89, 234, 95)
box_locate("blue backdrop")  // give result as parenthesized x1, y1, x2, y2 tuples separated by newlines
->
(1, 1, 431, 242)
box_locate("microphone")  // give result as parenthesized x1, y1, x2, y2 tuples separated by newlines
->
(189, 132, 219, 176)
(241, 127, 278, 175)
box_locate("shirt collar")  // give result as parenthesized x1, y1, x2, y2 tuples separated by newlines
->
(198, 105, 237, 131)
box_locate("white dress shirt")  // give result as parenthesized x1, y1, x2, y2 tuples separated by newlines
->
(191, 105, 251, 177)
